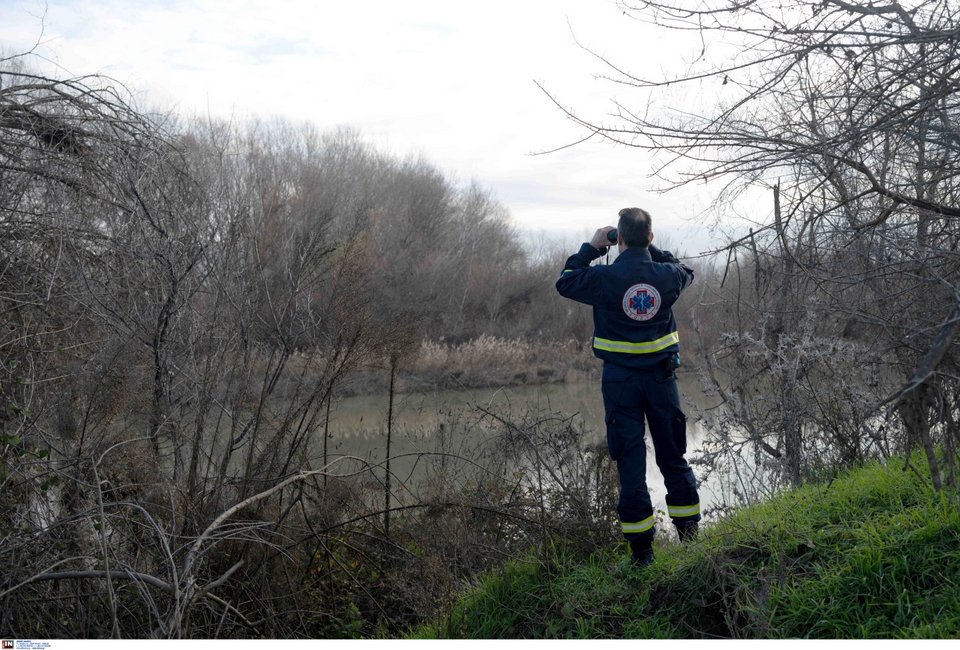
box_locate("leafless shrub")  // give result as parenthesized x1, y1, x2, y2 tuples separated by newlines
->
(1, 51, 620, 638)
(552, 0, 960, 493)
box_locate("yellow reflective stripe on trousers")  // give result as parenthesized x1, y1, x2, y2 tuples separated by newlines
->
(621, 516, 654, 534)
(667, 503, 700, 518)
(593, 331, 679, 354)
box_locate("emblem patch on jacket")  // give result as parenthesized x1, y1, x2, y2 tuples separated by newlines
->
(622, 283, 661, 321)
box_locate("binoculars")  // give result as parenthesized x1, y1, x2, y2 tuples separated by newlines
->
(606, 229, 618, 244)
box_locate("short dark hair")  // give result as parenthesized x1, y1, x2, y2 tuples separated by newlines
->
(617, 207, 652, 248)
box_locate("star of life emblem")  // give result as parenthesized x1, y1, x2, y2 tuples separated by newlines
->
(622, 283, 661, 321)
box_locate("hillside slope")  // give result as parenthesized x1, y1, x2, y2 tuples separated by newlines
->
(417, 458, 960, 639)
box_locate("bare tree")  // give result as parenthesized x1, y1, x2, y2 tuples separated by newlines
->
(2, 49, 627, 638)
(546, 0, 960, 491)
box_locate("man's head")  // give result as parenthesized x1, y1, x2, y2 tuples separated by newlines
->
(617, 207, 653, 249)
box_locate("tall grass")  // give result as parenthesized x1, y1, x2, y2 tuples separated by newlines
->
(404, 337, 596, 391)
(417, 455, 960, 639)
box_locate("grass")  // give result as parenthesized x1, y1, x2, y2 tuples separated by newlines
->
(413, 456, 960, 639)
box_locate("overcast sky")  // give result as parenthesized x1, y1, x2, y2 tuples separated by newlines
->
(1, 0, 745, 254)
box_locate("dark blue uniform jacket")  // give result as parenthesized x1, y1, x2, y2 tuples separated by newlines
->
(556, 243, 694, 371)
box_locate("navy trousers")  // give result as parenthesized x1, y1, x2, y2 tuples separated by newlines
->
(601, 361, 700, 541)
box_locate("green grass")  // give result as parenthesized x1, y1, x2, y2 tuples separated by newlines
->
(414, 457, 960, 639)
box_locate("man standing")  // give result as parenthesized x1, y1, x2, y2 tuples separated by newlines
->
(556, 207, 700, 567)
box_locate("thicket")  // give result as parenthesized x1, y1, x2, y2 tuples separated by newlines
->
(8, 0, 960, 637)
(555, 0, 960, 495)
(0, 49, 630, 638)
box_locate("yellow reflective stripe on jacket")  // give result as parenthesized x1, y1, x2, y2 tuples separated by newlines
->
(593, 331, 679, 354)
(667, 503, 700, 518)
(621, 516, 654, 534)
(561, 269, 575, 275)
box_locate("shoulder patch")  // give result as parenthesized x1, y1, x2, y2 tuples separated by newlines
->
(622, 283, 661, 321)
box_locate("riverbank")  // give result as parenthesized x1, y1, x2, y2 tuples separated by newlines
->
(338, 336, 602, 397)
(416, 455, 960, 639)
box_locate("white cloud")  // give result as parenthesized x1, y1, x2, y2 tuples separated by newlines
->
(0, 0, 751, 253)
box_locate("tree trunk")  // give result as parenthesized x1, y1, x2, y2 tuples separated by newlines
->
(384, 356, 397, 540)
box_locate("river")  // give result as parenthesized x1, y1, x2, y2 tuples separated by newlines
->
(320, 374, 731, 519)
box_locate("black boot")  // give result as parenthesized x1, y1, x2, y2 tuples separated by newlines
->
(676, 522, 699, 544)
(629, 537, 654, 567)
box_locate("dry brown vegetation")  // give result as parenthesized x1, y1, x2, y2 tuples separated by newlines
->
(0, 50, 624, 638)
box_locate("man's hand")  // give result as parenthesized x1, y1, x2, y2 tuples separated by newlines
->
(590, 226, 616, 251)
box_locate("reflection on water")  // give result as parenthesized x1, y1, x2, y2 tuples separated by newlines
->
(323, 374, 729, 517)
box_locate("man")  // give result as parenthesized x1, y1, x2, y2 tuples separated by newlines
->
(556, 207, 699, 567)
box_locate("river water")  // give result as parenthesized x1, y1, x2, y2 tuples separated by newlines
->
(321, 374, 730, 518)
